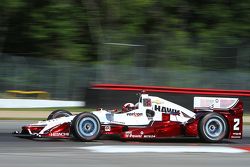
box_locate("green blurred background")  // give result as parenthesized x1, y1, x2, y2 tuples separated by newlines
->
(0, 0, 250, 100)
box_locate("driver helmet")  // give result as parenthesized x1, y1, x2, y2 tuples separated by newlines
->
(122, 103, 135, 112)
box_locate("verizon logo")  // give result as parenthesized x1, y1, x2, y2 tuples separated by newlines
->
(127, 112, 143, 117)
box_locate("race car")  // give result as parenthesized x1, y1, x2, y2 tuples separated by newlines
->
(13, 92, 243, 143)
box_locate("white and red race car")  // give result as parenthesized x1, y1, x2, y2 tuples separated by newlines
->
(14, 92, 243, 143)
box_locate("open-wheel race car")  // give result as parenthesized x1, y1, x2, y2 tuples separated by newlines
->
(14, 92, 243, 143)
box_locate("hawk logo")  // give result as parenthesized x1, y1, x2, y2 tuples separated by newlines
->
(154, 105, 180, 115)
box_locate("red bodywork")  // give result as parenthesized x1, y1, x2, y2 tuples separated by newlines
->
(20, 100, 243, 140)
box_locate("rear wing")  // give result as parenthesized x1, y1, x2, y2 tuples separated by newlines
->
(194, 97, 239, 110)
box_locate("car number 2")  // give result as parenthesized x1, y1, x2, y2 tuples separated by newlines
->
(233, 118, 240, 131)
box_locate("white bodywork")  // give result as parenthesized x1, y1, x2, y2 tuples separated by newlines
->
(92, 94, 196, 126)
(194, 97, 239, 110)
(28, 94, 238, 135)
(35, 116, 74, 134)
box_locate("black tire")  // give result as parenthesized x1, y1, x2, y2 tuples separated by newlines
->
(72, 112, 101, 141)
(47, 109, 72, 120)
(199, 112, 228, 143)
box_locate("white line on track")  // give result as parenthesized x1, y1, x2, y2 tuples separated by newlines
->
(78, 145, 248, 154)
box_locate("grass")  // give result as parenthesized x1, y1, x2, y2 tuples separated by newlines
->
(0, 107, 95, 112)
(0, 117, 46, 121)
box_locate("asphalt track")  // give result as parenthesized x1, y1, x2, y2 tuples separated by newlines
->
(0, 121, 250, 167)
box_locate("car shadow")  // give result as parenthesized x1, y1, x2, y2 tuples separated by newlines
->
(9, 133, 249, 144)
(99, 135, 238, 144)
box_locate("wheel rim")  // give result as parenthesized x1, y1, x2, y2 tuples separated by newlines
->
(78, 117, 98, 137)
(204, 117, 225, 140)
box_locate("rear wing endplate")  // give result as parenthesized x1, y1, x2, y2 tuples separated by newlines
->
(194, 97, 239, 110)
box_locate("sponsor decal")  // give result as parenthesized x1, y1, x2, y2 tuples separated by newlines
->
(143, 135, 156, 138)
(200, 99, 214, 107)
(147, 117, 153, 121)
(106, 113, 114, 121)
(110, 121, 125, 125)
(232, 132, 241, 136)
(231, 132, 242, 139)
(152, 99, 163, 104)
(154, 105, 180, 115)
(125, 131, 155, 138)
(104, 125, 111, 132)
(127, 112, 143, 117)
(125, 131, 132, 135)
(130, 135, 142, 138)
(51, 132, 69, 137)
(125, 131, 142, 138)
(143, 98, 152, 107)
(220, 99, 236, 108)
(209, 104, 214, 109)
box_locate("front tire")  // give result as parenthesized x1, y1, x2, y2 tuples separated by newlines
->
(47, 110, 72, 120)
(72, 113, 101, 141)
(199, 113, 228, 143)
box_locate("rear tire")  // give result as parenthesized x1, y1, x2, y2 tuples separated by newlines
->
(199, 112, 228, 143)
(72, 113, 101, 141)
(47, 110, 72, 120)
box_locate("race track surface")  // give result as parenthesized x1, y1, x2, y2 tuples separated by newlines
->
(0, 121, 250, 167)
